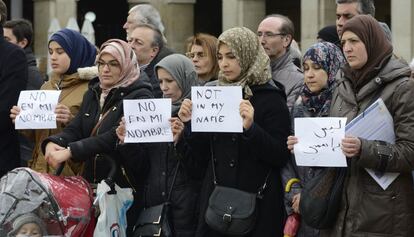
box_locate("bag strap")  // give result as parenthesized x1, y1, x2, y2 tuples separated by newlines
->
(166, 144, 181, 202)
(90, 108, 112, 137)
(209, 135, 271, 198)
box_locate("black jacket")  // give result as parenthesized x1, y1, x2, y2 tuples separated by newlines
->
(0, 28, 28, 175)
(25, 47, 43, 90)
(184, 82, 291, 237)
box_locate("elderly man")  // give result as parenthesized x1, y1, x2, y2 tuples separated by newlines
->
(124, 4, 173, 98)
(0, 0, 28, 177)
(257, 14, 303, 111)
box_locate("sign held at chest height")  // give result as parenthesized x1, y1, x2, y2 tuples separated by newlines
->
(15, 90, 61, 129)
(191, 86, 242, 133)
(123, 98, 173, 143)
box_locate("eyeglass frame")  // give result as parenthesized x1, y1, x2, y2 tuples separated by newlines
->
(257, 31, 287, 38)
(96, 60, 121, 71)
(185, 51, 207, 59)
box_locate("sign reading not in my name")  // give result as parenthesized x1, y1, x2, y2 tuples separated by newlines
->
(123, 98, 173, 143)
(15, 90, 61, 129)
(191, 86, 242, 133)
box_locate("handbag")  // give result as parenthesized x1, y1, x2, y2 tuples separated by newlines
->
(205, 140, 270, 235)
(299, 167, 346, 229)
(133, 157, 180, 237)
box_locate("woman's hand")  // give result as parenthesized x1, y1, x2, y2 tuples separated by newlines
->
(44, 142, 66, 168)
(46, 149, 72, 169)
(116, 117, 126, 144)
(341, 135, 361, 158)
(240, 100, 254, 130)
(292, 193, 301, 214)
(55, 103, 74, 125)
(9, 106, 21, 124)
(178, 99, 192, 123)
(287, 136, 298, 153)
(170, 117, 184, 144)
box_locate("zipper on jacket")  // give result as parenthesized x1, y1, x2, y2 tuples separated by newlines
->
(121, 165, 136, 193)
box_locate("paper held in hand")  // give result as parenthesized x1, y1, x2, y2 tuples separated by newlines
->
(294, 117, 348, 167)
(123, 98, 173, 143)
(345, 98, 398, 190)
(191, 86, 243, 133)
(15, 90, 61, 129)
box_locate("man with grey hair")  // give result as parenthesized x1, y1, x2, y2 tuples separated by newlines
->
(0, 0, 28, 176)
(336, 0, 391, 41)
(257, 14, 303, 111)
(123, 4, 166, 41)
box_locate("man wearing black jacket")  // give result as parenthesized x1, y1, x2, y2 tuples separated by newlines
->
(0, 0, 28, 177)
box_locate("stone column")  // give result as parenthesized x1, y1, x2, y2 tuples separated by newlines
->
(33, 0, 77, 76)
(11, 0, 23, 19)
(300, 0, 336, 52)
(222, 0, 265, 32)
(391, 0, 414, 61)
(127, 0, 195, 53)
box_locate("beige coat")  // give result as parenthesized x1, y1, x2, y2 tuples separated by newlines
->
(322, 57, 414, 237)
(27, 67, 98, 176)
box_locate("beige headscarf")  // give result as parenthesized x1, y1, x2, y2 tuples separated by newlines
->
(98, 39, 140, 107)
(218, 27, 272, 98)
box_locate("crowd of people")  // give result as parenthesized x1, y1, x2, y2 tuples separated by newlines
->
(1, 0, 414, 236)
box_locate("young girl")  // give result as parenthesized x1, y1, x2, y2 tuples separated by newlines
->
(283, 41, 345, 237)
(178, 27, 291, 237)
(10, 28, 97, 176)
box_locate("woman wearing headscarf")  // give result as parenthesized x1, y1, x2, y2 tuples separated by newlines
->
(178, 27, 291, 237)
(321, 15, 414, 237)
(10, 28, 97, 176)
(40, 39, 153, 234)
(116, 54, 201, 236)
(282, 42, 345, 237)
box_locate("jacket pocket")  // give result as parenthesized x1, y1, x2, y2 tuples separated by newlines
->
(353, 180, 395, 235)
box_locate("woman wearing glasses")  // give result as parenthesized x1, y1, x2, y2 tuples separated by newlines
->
(186, 33, 219, 85)
(10, 28, 97, 176)
(40, 39, 153, 235)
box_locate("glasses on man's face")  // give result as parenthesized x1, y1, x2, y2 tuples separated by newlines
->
(185, 51, 206, 59)
(97, 60, 120, 71)
(257, 31, 286, 38)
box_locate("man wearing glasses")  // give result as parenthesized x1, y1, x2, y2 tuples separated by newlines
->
(257, 14, 303, 111)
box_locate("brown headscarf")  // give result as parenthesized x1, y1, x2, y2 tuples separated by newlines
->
(341, 15, 393, 91)
(98, 39, 140, 107)
(217, 27, 272, 98)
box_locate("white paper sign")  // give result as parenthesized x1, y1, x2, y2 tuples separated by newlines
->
(123, 98, 173, 143)
(294, 117, 348, 167)
(15, 90, 61, 129)
(191, 86, 243, 133)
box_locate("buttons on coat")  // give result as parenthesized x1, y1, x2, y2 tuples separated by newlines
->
(162, 171, 166, 176)
(229, 160, 236, 168)
(161, 191, 166, 196)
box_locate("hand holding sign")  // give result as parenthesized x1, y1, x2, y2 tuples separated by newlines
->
(239, 100, 254, 130)
(9, 105, 21, 124)
(55, 103, 73, 125)
(341, 135, 361, 157)
(178, 99, 192, 123)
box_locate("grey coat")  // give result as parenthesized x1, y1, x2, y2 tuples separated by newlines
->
(321, 57, 414, 237)
(270, 51, 303, 111)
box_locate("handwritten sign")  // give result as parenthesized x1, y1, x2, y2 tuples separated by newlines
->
(15, 90, 61, 129)
(123, 98, 173, 143)
(294, 117, 347, 167)
(191, 86, 242, 133)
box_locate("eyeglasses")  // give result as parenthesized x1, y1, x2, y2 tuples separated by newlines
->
(97, 60, 120, 71)
(257, 32, 286, 38)
(185, 52, 206, 59)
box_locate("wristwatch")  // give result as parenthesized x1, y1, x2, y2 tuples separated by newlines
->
(375, 140, 393, 173)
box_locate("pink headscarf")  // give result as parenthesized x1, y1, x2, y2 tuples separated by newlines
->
(98, 39, 140, 106)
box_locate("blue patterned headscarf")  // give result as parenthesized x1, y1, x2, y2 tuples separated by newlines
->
(300, 42, 345, 116)
(49, 28, 97, 74)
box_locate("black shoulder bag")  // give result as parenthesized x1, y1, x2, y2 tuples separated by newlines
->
(133, 151, 180, 237)
(205, 140, 270, 235)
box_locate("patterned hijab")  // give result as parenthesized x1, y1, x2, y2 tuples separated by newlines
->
(341, 15, 393, 91)
(217, 27, 272, 98)
(300, 42, 345, 117)
(155, 54, 199, 115)
(98, 39, 140, 107)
